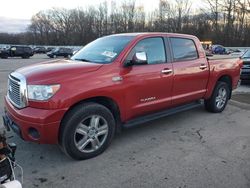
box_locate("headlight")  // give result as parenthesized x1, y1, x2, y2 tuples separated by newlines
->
(27, 84, 60, 101)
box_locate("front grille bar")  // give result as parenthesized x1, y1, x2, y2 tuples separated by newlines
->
(7, 72, 27, 108)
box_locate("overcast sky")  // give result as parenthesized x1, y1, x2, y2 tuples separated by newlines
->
(0, 0, 205, 33)
(0, 0, 158, 19)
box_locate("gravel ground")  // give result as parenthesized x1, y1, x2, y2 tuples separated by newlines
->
(232, 94, 250, 104)
(0, 55, 250, 188)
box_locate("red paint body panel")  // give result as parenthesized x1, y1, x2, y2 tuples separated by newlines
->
(204, 58, 242, 99)
(121, 62, 174, 120)
(4, 96, 67, 144)
(4, 33, 242, 144)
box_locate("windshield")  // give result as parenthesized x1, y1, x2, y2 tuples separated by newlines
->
(51, 48, 59, 52)
(242, 50, 250, 58)
(71, 35, 134, 64)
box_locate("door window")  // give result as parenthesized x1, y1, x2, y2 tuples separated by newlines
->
(126, 37, 166, 64)
(59, 48, 64, 53)
(170, 38, 198, 61)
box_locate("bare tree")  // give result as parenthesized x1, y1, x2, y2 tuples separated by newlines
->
(1, 0, 250, 47)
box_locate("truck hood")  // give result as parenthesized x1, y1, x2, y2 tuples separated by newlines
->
(16, 59, 103, 84)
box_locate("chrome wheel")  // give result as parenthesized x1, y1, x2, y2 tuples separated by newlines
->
(215, 87, 227, 109)
(74, 115, 109, 153)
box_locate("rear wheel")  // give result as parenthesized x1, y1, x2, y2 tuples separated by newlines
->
(204, 81, 230, 113)
(60, 103, 115, 160)
(22, 54, 30, 59)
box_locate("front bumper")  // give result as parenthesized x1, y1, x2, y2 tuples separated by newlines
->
(3, 96, 68, 144)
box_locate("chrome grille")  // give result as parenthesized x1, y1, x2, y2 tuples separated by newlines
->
(243, 63, 250, 69)
(8, 77, 21, 106)
(7, 72, 27, 108)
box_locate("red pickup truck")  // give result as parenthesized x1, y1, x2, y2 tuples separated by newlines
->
(3, 33, 242, 160)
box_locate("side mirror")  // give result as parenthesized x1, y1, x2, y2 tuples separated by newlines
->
(133, 52, 148, 65)
(124, 52, 148, 67)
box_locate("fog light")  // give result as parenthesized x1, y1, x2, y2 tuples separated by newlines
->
(28, 128, 40, 140)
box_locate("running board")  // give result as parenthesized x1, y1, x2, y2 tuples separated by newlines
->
(123, 101, 203, 128)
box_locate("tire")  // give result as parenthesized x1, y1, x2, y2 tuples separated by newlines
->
(60, 102, 116, 160)
(22, 54, 30, 59)
(204, 81, 230, 113)
(53, 55, 57, 58)
(64, 54, 71, 58)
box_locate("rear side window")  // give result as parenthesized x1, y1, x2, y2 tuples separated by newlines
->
(16, 47, 23, 52)
(170, 38, 198, 61)
(23, 47, 31, 52)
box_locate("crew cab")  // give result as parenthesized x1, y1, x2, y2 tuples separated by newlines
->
(3, 33, 242, 160)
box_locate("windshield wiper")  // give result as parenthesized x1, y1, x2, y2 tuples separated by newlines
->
(73, 58, 91, 62)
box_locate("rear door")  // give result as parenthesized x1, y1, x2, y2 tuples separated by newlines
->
(15, 46, 24, 56)
(169, 37, 209, 105)
(121, 37, 174, 120)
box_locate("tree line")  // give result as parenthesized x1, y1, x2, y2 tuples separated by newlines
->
(1, 0, 250, 47)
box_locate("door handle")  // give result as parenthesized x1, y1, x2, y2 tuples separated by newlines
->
(199, 65, 207, 69)
(161, 69, 172, 74)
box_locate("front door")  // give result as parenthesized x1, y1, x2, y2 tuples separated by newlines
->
(121, 37, 174, 120)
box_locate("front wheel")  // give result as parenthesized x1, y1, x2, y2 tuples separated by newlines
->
(60, 103, 115, 160)
(204, 81, 230, 113)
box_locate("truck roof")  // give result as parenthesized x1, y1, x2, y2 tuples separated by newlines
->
(111, 32, 197, 39)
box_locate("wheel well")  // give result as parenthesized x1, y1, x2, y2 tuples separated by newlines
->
(59, 97, 122, 144)
(218, 75, 232, 98)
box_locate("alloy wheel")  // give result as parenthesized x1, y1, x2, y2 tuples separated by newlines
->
(74, 115, 109, 153)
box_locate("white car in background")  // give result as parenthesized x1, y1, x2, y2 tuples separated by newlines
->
(229, 49, 246, 57)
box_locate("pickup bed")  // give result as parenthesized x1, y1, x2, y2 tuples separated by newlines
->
(3, 33, 242, 160)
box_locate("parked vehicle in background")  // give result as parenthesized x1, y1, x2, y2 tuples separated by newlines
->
(46, 47, 55, 52)
(0, 46, 33, 59)
(72, 47, 82, 55)
(47, 47, 73, 58)
(33, 46, 47, 54)
(230, 49, 246, 57)
(201, 41, 212, 50)
(240, 50, 250, 83)
(3, 33, 242, 160)
(212, 45, 227, 54)
(201, 41, 213, 57)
